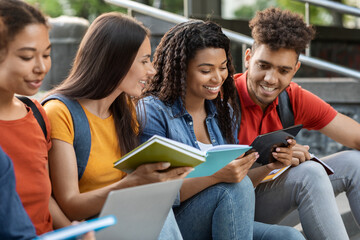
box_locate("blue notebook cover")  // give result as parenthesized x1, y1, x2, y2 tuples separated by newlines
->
(186, 145, 252, 178)
(34, 215, 117, 240)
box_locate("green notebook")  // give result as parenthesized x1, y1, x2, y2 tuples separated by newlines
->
(114, 135, 251, 178)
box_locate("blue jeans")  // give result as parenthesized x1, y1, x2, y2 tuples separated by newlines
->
(158, 210, 183, 240)
(159, 175, 303, 240)
(254, 222, 305, 240)
(255, 150, 360, 240)
(174, 176, 255, 240)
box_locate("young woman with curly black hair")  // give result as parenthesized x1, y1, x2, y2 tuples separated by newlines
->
(139, 20, 304, 240)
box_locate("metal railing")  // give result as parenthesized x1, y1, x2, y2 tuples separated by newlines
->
(294, 0, 360, 17)
(105, 0, 360, 80)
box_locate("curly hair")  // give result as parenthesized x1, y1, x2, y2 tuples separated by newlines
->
(144, 20, 239, 144)
(250, 7, 315, 56)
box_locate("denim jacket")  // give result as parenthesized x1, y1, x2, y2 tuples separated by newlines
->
(138, 96, 239, 148)
(138, 96, 239, 206)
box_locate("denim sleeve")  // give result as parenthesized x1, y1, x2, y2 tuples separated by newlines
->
(137, 98, 181, 206)
(138, 98, 168, 144)
(0, 147, 37, 240)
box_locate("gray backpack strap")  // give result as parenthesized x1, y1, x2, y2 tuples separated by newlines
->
(41, 94, 91, 180)
(277, 90, 295, 128)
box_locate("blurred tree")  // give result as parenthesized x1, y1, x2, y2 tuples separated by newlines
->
(234, 0, 276, 19)
(25, 0, 126, 21)
(68, 0, 125, 21)
(26, 0, 64, 17)
(234, 0, 332, 26)
(276, 0, 333, 26)
(26, 0, 183, 21)
(25, 0, 359, 28)
(152, 0, 183, 15)
(234, 0, 358, 27)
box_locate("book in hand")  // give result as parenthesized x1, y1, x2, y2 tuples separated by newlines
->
(34, 215, 117, 240)
(250, 124, 303, 166)
(259, 153, 334, 184)
(114, 135, 251, 178)
(261, 165, 291, 183)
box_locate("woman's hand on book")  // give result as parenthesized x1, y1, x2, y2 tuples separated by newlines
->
(210, 152, 258, 183)
(125, 162, 194, 185)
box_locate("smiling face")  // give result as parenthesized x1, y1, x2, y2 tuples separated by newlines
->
(185, 47, 228, 104)
(245, 44, 301, 111)
(0, 24, 51, 97)
(117, 36, 155, 98)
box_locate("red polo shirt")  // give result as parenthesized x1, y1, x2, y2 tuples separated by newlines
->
(234, 72, 338, 145)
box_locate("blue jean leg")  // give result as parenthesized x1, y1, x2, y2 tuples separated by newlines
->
(323, 150, 360, 226)
(254, 221, 305, 240)
(255, 160, 348, 240)
(173, 176, 255, 240)
(158, 210, 183, 240)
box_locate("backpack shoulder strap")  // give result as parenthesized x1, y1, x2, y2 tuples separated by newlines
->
(41, 94, 91, 180)
(235, 84, 242, 125)
(277, 90, 295, 128)
(17, 96, 47, 139)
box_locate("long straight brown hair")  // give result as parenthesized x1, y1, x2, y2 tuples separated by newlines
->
(47, 12, 149, 154)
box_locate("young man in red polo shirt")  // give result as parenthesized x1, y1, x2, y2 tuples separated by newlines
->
(235, 7, 360, 240)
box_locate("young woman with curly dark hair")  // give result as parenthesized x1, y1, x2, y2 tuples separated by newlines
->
(139, 20, 303, 240)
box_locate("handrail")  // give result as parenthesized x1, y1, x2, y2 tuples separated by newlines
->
(294, 0, 360, 17)
(105, 0, 360, 80)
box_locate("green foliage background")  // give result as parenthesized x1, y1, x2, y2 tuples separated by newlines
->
(24, 0, 184, 20)
(25, 0, 126, 21)
(234, 0, 332, 25)
(25, 0, 357, 27)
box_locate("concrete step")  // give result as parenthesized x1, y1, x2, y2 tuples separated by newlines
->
(279, 192, 360, 239)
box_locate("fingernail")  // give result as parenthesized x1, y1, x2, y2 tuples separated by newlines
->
(162, 162, 170, 168)
(276, 148, 280, 152)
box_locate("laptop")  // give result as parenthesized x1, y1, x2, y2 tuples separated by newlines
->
(96, 179, 183, 240)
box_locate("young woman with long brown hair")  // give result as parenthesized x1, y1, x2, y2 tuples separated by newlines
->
(43, 12, 192, 239)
